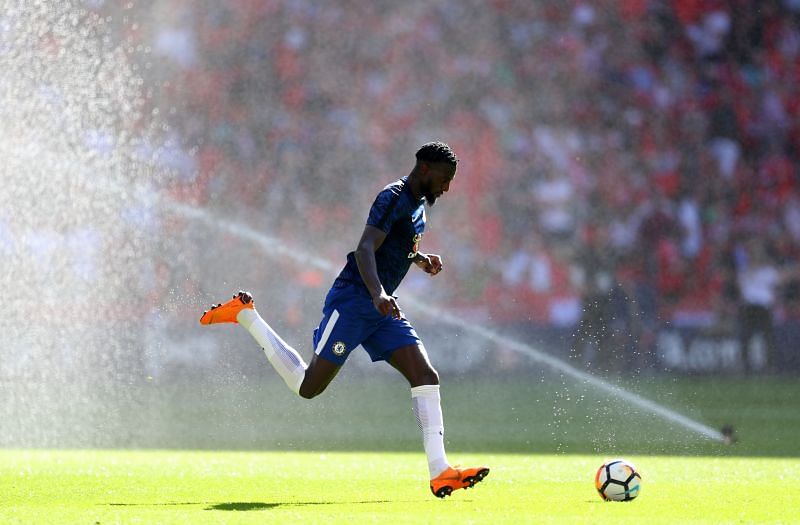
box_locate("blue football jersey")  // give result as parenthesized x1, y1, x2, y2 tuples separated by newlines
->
(334, 176, 426, 295)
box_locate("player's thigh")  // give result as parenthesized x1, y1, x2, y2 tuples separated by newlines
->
(312, 290, 375, 366)
(299, 354, 341, 398)
(387, 343, 439, 387)
(361, 314, 421, 363)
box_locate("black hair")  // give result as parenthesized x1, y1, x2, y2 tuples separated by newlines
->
(415, 141, 458, 166)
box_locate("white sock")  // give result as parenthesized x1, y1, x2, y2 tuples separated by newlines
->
(411, 384, 450, 478)
(237, 308, 307, 395)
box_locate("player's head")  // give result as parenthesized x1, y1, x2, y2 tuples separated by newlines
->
(414, 141, 458, 206)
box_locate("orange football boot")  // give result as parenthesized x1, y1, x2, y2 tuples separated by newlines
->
(199, 291, 254, 325)
(430, 465, 490, 498)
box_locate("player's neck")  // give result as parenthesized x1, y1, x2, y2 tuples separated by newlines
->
(406, 171, 423, 201)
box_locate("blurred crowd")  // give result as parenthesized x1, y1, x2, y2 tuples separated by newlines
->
(97, 0, 800, 371)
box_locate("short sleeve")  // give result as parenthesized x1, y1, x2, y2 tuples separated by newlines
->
(366, 186, 404, 233)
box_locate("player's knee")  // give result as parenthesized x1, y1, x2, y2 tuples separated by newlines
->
(298, 382, 328, 399)
(298, 384, 318, 399)
(416, 366, 439, 386)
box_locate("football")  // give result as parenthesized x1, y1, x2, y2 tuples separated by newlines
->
(595, 458, 642, 501)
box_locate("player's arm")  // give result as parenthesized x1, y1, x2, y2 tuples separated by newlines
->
(354, 225, 402, 319)
(412, 252, 444, 276)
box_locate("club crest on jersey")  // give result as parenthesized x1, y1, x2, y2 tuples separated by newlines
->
(407, 233, 423, 259)
(332, 341, 346, 356)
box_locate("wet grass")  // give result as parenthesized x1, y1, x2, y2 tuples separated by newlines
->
(1, 449, 798, 524)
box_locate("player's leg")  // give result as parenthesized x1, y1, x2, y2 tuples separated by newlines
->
(298, 354, 341, 399)
(388, 344, 447, 474)
(749, 306, 776, 374)
(301, 288, 373, 397)
(387, 343, 439, 387)
(200, 288, 358, 399)
(237, 306, 312, 394)
(200, 291, 309, 395)
(387, 344, 489, 498)
(738, 304, 755, 374)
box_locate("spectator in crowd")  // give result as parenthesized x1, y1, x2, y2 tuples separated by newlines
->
(735, 237, 799, 373)
(571, 224, 618, 372)
(96, 0, 800, 374)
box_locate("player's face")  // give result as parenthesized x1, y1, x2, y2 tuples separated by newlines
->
(422, 162, 456, 206)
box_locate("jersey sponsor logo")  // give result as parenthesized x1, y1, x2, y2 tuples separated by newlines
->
(332, 341, 347, 356)
(407, 233, 423, 259)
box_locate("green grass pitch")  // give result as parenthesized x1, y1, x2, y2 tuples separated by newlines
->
(2, 376, 798, 523)
(1, 450, 799, 524)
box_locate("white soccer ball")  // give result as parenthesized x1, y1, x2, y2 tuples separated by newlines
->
(594, 458, 642, 501)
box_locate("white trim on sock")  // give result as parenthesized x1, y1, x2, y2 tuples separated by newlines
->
(411, 385, 441, 397)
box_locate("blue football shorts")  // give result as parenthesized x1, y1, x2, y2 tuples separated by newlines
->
(312, 282, 421, 366)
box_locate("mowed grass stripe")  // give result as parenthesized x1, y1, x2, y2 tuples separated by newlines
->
(4, 376, 798, 456)
(1, 450, 798, 524)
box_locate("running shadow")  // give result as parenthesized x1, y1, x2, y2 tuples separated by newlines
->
(208, 502, 279, 511)
(207, 500, 398, 511)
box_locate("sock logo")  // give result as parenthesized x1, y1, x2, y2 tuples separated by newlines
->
(332, 341, 347, 356)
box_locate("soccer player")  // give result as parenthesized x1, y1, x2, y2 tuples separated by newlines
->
(200, 142, 489, 498)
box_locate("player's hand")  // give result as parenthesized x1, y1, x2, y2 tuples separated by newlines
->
(373, 291, 402, 319)
(415, 253, 444, 276)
